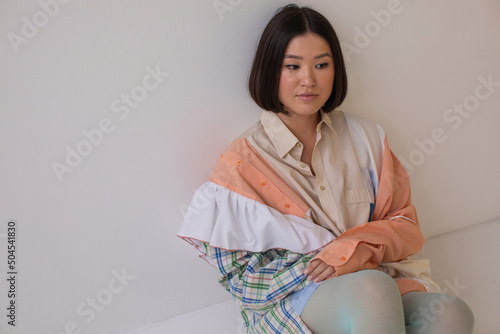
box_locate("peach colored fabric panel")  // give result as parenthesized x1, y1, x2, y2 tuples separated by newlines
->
(371, 136, 419, 225)
(397, 278, 427, 295)
(209, 138, 310, 218)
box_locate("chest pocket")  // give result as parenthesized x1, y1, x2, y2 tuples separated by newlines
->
(345, 188, 370, 204)
(344, 188, 372, 227)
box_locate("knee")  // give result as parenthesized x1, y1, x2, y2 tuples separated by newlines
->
(349, 269, 400, 301)
(408, 293, 475, 334)
(440, 295, 475, 332)
(428, 294, 474, 319)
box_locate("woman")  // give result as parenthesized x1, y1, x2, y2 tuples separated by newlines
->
(178, 4, 474, 333)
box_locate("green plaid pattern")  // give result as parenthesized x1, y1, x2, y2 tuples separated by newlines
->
(204, 243, 317, 333)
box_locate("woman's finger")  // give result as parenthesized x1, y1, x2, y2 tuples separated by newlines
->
(304, 258, 322, 275)
(313, 266, 336, 283)
(307, 261, 329, 281)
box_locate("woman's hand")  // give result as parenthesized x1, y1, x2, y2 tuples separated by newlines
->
(304, 258, 336, 283)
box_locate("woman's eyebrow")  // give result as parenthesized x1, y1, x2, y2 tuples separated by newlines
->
(314, 52, 333, 59)
(284, 52, 333, 60)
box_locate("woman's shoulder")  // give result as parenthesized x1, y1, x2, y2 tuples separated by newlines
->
(341, 111, 385, 134)
(216, 120, 267, 163)
(337, 110, 386, 145)
(226, 114, 275, 156)
(240, 119, 266, 142)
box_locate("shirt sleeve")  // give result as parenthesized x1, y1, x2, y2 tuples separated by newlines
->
(203, 243, 314, 313)
(312, 137, 424, 276)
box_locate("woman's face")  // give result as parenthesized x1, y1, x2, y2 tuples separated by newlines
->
(278, 33, 334, 117)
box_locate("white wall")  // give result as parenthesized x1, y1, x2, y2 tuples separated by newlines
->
(0, 0, 498, 333)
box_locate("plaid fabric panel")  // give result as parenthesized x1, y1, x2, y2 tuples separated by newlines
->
(204, 243, 316, 333)
(254, 297, 312, 334)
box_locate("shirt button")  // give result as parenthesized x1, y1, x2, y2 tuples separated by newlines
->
(340, 256, 346, 262)
(259, 181, 266, 187)
(284, 203, 291, 209)
(235, 160, 242, 166)
(296, 142, 302, 147)
(320, 185, 325, 190)
(300, 163, 306, 168)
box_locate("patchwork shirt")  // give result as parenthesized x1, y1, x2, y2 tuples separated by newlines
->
(178, 110, 440, 333)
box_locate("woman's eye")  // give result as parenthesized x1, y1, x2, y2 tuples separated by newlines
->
(284, 64, 299, 70)
(316, 63, 329, 69)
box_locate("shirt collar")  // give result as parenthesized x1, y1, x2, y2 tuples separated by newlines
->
(317, 110, 337, 135)
(260, 111, 299, 158)
(260, 110, 337, 158)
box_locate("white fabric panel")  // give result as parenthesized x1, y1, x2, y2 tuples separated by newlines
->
(178, 182, 336, 255)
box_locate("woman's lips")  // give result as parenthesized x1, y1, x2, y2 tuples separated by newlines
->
(297, 94, 319, 101)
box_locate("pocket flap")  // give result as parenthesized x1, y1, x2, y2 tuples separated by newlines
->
(345, 188, 369, 203)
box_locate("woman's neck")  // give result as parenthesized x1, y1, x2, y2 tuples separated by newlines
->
(277, 111, 320, 144)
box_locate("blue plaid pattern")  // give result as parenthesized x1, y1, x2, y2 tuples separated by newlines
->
(204, 244, 317, 333)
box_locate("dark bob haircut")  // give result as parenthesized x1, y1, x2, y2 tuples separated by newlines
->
(249, 4, 348, 114)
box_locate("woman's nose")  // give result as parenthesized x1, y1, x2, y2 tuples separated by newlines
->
(299, 67, 316, 86)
